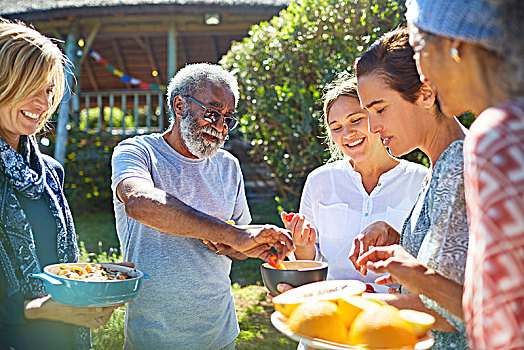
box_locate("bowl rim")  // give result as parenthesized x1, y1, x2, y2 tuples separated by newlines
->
(43, 262, 143, 283)
(261, 260, 328, 271)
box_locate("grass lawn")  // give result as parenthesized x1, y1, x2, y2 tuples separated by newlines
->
(93, 284, 297, 350)
(74, 211, 120, 253)
(75, 200, 297, 349)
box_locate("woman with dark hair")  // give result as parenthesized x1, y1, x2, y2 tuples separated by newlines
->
(405, 0, 524, 348)
(348, 27, 469, 349)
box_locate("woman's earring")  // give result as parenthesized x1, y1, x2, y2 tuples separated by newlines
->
(450, 47, 461, 63)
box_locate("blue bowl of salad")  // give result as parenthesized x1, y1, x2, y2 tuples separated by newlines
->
(30, 263, 149, 307)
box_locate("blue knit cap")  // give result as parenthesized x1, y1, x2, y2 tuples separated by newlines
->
(405, 0, 502, 53)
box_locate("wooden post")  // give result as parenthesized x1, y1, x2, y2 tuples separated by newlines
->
(54, 22, 78, 166)
(167, 22, 177, 128)
(168, 22, 177, 83)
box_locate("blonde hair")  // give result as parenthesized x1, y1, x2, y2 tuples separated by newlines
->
(321, 74, 360, 162)
(0, 19, 67, 134)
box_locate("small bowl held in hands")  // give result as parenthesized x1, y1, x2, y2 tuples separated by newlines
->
(261, 260, 328, 296)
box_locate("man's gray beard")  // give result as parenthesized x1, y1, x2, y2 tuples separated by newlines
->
(179, 108, 226, 158)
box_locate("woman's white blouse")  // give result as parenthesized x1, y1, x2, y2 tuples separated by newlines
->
(297, 159, 428, 282)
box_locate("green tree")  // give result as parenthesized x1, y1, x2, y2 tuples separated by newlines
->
(221, 0, 406, 210)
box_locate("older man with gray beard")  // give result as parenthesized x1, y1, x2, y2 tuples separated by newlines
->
(111, 63, 294, 349)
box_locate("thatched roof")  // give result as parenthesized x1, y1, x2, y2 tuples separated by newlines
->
(1, 0, 290, 93)
(1, 0, 290, 19)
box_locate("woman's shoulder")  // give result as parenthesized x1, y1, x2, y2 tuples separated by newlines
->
(307, 159, 350, 179)
(467, 99, 524, 154)
(429, 141, 465, 192)
(397, 159, 429, 176)
(41, 154, 64, 184)
(435, 141, 464, 175)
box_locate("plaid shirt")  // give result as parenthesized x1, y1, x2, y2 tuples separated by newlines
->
(463, 99, 524, 349)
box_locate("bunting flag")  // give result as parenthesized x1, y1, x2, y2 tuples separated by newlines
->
(89, 48, 167, 90)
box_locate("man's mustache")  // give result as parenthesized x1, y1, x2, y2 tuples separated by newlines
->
(199, 125, 226, 141)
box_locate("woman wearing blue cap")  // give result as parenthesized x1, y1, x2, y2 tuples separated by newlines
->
(405, 0, 524, 348)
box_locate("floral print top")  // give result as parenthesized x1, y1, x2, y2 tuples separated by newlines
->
(401, 141, 469, 350)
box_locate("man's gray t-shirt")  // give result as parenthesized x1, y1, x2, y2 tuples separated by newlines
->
(111, 133, 251, 349)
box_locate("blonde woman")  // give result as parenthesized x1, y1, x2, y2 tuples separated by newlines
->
(281, 76, 427, 284)
(0, 20, 117, 349)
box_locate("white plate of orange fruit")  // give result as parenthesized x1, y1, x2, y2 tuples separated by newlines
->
(270, 280, 435, 350)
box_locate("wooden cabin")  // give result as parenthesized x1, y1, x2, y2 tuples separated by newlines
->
(1, 0, 289, 162)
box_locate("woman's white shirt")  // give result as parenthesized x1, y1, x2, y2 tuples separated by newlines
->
(296, 159, 428, 282)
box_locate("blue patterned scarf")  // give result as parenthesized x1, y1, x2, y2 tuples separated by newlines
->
(0, 135, 78, 298)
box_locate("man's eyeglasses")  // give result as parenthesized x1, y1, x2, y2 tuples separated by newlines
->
(183, 96, 239, 131)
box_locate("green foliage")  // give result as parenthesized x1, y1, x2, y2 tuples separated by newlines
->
(79, 107, 136, 131)
(40, 130, 126, 214)
(231, 258, 265, 286)
(77, 105, 163, 132)
(77, 242, 125, 349)
(221, 0, 406, 210)
(459, 111, 476, 128)
(78, 241, 121, 264)
(92, 307, 126, 350)
(233, 284, 298, 349)
(74, 212, 120, 253)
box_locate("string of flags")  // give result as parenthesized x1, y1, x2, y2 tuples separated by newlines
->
(89, 48, 167, 90)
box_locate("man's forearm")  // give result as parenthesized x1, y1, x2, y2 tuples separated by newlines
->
(124, 186, 243, 246)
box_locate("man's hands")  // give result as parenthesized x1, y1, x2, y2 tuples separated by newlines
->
(201, 224, 295, 264)
(229, 224, 295, 264)
(24, 295, 119, 329)
(199, 239, 248, 260)
(118, 178, 293, 264)
(348, 221, 400, 276)
(355, 244, 428, 295)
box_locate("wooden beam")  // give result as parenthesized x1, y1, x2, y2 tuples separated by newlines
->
(47, 28, 66, 50)
(134, 36, 147, 50)
(33, 14, 272, 29)
(84, 59, 99, 91)
(40, 22, 253, 36)
(111, 38, 131, 89)
(93, 29, 248, 39)
(55, 21, 79, 165)
(77, 21, 101, 67)
(134, 36, 161, 85)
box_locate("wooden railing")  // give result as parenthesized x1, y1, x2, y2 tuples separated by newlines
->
(71, 90, 168, 135)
